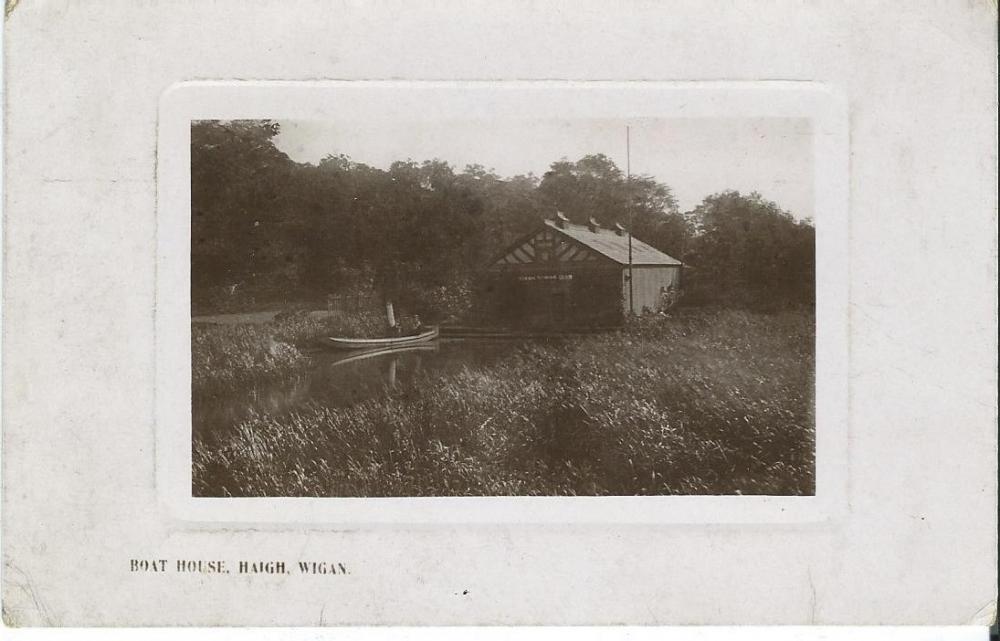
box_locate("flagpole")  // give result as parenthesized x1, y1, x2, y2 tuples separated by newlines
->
(627, 126, 634, 315)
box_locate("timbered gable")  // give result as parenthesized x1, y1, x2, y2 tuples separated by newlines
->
(492, 227, 606, 268)
(491, 219, 682, 270)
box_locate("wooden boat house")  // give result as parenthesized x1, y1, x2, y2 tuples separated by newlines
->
(483, 213, 683, 327)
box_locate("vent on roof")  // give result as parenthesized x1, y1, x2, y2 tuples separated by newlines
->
(554, 210, 570, 228)
(614, 222, 627, 236)
(587, 217, 600, 233)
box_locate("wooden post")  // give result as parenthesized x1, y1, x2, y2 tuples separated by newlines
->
(385, 300, 396, 328)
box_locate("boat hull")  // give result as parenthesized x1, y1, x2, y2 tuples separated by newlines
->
(322, 326, 439, 350)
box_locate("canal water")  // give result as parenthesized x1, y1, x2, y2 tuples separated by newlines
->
(193, 339, 537, 442)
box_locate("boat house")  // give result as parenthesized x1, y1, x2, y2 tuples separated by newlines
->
(483, 213, 684, 328)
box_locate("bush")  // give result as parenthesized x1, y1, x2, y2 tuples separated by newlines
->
(191, 323, 308, 391)
(396, 279, 473, 323)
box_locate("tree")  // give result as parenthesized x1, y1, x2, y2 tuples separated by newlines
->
(190, 121, 813, 317)
(190, 120, 298, 303)
(538, 154, 684, 255)
(683, 191, 814, 307)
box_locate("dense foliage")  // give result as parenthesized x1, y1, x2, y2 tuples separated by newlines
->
(192, 120, 814, 315)
(193, 308, 815, 496)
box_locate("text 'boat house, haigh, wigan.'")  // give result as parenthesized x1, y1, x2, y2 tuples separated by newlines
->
(483, 212, 684, 328)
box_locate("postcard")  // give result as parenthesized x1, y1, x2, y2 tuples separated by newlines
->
(2, 1, 995, 628)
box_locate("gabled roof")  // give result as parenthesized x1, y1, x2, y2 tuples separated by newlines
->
(543, 220, 683, 266)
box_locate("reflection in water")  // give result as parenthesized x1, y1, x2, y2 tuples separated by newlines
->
(193, 340, 523, 442)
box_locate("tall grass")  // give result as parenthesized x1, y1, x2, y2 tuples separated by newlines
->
(192, 323, 308, 391)
(192, 310, 418, 391)
(193, 308, 815, 496)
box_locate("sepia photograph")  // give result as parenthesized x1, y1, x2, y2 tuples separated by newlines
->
(190, 114, 817, 498)
(5, 0, 995, 628)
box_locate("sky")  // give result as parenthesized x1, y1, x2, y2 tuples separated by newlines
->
(273, 117, 813, 220)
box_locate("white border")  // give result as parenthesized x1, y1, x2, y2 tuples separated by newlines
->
(156, 81, 849, 524)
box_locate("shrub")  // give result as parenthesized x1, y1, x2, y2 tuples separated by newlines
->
(191, 323, 307, 391)
(397, 279, 474, 323)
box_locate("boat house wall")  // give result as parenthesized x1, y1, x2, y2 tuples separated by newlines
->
(624, 264, 683, 315)
(484, 217, 684, 328)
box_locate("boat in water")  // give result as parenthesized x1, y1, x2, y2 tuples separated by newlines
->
(322, 326, 439, 350)
(327, 343, 439, 365)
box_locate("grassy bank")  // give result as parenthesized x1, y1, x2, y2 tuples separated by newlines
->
(193, 308, 815, 496)
(192, 311, 418, 391)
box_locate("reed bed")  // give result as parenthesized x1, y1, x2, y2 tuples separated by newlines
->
(191, 310, 417, 391)
(193, 308, 815, 496)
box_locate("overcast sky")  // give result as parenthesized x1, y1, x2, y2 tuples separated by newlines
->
(274, 117, 813, 220)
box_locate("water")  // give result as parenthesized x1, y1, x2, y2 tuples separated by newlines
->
(193, 339, 532, 441)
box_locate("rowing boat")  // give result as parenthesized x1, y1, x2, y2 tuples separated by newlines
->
(322, 326, 439, 350)
(328, 343, 439, 366)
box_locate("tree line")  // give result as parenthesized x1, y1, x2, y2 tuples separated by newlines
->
(192, 119, 814, 315)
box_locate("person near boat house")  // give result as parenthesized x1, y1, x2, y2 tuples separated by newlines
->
(483, 212, 684, 328)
